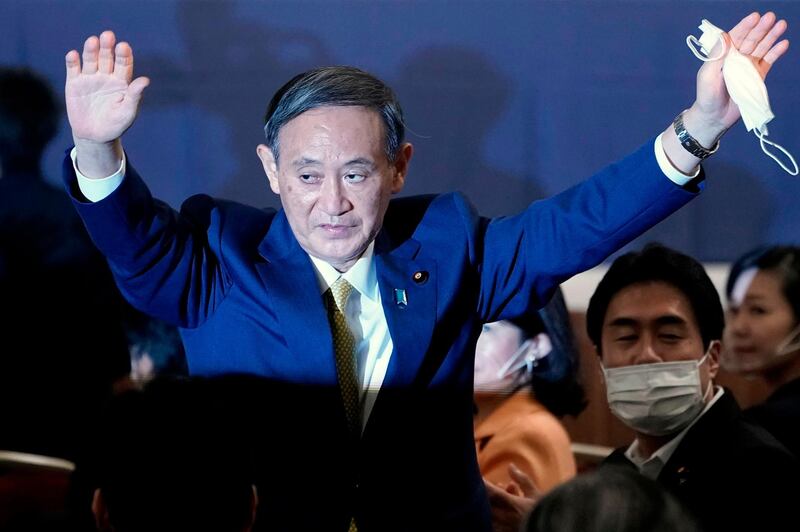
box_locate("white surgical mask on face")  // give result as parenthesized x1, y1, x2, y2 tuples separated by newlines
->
(686, 19, 798, 176)
(602, 350, 713, 436)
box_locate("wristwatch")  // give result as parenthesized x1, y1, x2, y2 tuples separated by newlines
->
(673, 110, 720, 160)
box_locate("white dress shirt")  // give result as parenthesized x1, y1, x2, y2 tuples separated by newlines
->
(308, 243, 393, 433)
(624, 385, 725, 479)
(69, 135, 696, 432)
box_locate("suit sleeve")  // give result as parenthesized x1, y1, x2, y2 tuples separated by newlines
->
(473, 137, 703, 322)
(62, 152, 232, 328)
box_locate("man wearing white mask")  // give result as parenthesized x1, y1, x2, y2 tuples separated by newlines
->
(587, 243, 798, 532)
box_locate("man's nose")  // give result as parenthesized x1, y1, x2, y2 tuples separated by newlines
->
(633, 341, 662, 365)
(320, 176, 351, 216)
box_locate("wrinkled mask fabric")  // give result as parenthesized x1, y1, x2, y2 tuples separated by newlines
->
(603, 354, 710, 436)
(686, 19, 798, 175)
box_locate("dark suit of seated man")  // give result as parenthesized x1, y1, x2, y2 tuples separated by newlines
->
(588, 244, 799, 532)
(61, 13, 789, 531)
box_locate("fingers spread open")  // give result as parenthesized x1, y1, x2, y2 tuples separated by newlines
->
(752, 19, 788, 60)
(65, 50, 81, 79)
(98, 31, 117, 74)
(763, 39, 790, 66)
(738, 12, 777, 55)
(81, 35, 100, 74)
(113, 41, 135, 82)
(126, 76, 151, 104)
(728, 12, 760, 48)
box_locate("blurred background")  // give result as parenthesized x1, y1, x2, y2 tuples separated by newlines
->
(2, 0, 798, 264)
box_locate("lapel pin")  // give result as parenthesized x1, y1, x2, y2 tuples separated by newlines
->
(412, 271, 429, 284)
(394, 288, 408, 308)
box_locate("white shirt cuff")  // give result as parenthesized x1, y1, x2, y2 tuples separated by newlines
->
(70, 147, 126, 202)
(654, 133, 701, 187)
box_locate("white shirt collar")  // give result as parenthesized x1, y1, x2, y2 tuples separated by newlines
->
(625, 385, 725, 477)
(307, 241, 379, 302)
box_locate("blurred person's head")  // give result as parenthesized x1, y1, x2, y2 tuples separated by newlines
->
(474, 288, 585, 417)
(723, 246, 800, 382)
(0, 67, 60, 176)
(586, 244, 723, 439)
(525, 466, 703, 532)
(92, 378, 257, 532)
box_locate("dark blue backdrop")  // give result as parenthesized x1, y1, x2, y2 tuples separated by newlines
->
(3, 0, 799, 261)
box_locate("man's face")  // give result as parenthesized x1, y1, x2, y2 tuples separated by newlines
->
(599, 281, 719, 386)
(257, 106, 412, 272)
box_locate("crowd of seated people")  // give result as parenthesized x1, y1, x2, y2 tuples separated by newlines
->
(0, 66, 187, 531)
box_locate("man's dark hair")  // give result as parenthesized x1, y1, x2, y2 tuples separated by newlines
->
(727, 245, 800, 322)
(95, 377, 255, 532)
(0, 67, 60, 173)
(263, 66, 405, 165)
(586, 243, 724, 352)
(526, 466, 703, 532)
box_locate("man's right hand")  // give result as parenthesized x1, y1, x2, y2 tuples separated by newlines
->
(65, 30, 149, 178)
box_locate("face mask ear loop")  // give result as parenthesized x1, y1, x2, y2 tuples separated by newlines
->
(756, 129, 800, 176)
(686, 35, 726, 62)
(495, 338, 533, 380)
(774, 322, 800, 357)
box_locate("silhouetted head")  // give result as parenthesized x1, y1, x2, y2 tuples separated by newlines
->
(93, 377, 257, 532)
(0, 67, 60, 174)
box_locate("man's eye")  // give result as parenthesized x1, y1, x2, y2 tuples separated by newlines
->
(299, 174, 318, 183)
(344, 173, 366, 183)
(615, 335, 637, 342)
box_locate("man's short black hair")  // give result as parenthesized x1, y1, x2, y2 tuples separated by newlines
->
(263, 66, 405, 165)
(0, 67, 60, 172)
(586, 243, 724, 352)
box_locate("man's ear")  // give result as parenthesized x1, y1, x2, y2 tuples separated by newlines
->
(390, 142, 413, 194)
(92, 488, 112, 532)
(256, 144, 280, 195)
(593, 345, 608, 387)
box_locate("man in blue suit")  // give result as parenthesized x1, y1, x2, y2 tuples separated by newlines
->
(62, 13, 788, 532)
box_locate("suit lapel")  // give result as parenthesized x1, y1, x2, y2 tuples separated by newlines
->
(255, 211, 338, 386)
(374, 233, 437, 392)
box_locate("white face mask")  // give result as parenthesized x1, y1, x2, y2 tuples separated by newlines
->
(602, 351, 713, 436)
(686, 19, 798, 176)
(474, 325, 552, 392)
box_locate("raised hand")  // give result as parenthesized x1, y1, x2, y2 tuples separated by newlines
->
(66, 31, 149, 144)
(65, 31, 149, 178)
(692, 12, 789, 135)
(663, 12, 790, 174)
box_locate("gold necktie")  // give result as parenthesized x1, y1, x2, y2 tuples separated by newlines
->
(326, 277, 361, 435)
(326, 278, 361, 532)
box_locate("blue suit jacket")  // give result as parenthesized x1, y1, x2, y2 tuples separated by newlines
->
(65, 138, 700, 531)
